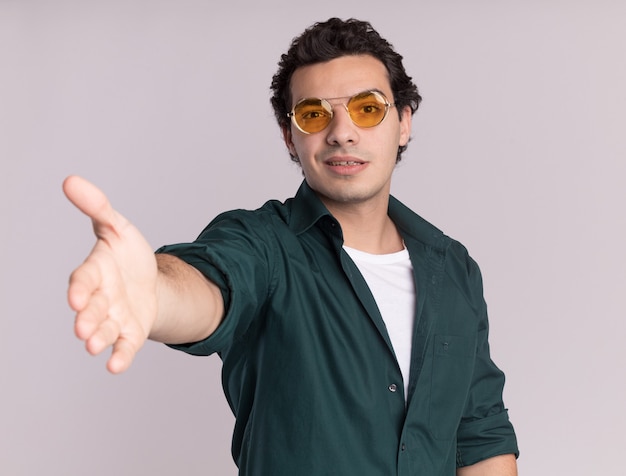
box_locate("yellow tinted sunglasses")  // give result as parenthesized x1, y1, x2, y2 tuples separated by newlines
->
(287, 90, 394, 134)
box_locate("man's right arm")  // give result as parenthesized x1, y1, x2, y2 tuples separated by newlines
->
(64, 175, 223, 374)
(151, 253, 224, 345)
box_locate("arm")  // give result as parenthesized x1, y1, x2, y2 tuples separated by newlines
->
(449, 244, 519, 466)
(151, 253, 224, 344)
(457, 454, 517, 476)
(63, 175, 223, 373)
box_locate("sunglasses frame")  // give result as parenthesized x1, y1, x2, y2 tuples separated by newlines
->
(287, 90, 394, 134)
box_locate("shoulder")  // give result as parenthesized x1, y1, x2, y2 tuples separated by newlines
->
(389, 195, 479, 278)
(391, 196, 485, 304)
(446, 238, 480, 278)
(197, 198, 294, 240)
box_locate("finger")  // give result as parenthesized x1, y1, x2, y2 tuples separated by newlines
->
(107, 338, 139, 374)
(62, 175, 121, 239)
(67, 256, 104, 312)
(74, 290, 109, 341)
(85, 316, 122, 356)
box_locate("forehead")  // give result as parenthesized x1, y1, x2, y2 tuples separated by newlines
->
(289, 55, 391, 104)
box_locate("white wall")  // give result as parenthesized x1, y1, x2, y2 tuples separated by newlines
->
(2, 1, 624, 474)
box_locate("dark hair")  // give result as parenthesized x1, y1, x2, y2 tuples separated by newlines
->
(270, 18, 422, 162)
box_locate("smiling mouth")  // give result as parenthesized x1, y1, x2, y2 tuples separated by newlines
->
(326, 160, 364, 166)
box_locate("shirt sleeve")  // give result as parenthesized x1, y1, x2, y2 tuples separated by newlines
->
(455, 251, 519, 467)
(155, 210, 277, 356)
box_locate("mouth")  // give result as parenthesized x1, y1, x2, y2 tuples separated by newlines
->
(326, 160, 365, 166)
(322, 156, 368, 176)
(324, 154, 366, 166)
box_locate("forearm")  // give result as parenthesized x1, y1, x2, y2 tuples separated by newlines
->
(457, 454, 517, 476)
(150, 253, 224, 344)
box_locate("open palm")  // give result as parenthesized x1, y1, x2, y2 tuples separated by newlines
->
(63, 176, 158, 373)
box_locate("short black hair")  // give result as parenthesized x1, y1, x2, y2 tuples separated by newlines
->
(270, 18, 422, 162)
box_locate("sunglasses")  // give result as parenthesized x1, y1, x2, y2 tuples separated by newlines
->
(287, 90, 395, 134)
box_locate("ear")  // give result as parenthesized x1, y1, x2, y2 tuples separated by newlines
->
(282, 125, 297, 157)
(398, 106, 412, 147)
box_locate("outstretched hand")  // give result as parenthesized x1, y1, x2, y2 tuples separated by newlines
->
(63, 176, 158, 373)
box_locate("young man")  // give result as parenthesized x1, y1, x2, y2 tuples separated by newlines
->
(64, 18, 518, 475)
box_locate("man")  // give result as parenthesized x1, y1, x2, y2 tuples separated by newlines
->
(64, 18, 518, 475)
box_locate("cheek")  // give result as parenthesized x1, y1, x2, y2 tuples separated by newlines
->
(291, 136, 319, 159)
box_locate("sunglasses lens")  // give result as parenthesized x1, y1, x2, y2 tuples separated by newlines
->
(347, 91, 389, 128)
(292, 99, 332, 133)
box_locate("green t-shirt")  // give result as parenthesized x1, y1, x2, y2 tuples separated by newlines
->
(158, 181, 518, 475)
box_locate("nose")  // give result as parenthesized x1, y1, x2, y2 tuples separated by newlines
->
(325, 105, 359, 147)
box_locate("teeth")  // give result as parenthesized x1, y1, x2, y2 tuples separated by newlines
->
(329, 161, 361, 166)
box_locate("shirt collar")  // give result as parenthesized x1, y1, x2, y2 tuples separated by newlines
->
(388, 195, 449, 252)
(288, 180, 449, 252)
(288, 180, 334, 236)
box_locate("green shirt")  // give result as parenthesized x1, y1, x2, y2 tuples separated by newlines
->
(158, 181, 518, 475)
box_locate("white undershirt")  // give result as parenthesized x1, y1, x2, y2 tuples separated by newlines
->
(343, 246, 416, 399)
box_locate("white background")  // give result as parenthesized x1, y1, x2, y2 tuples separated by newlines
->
(2, 1, 625, 474)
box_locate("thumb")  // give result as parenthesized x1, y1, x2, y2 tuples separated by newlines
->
(63, 175, 120, 238)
